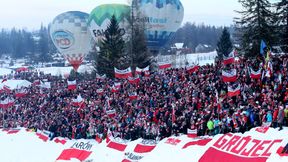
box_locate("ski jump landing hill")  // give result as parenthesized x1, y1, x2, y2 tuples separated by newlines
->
(0, 126, 287, 162)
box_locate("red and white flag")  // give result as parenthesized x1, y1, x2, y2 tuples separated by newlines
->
(187, 65, 200, 73)
(222, 69, 237, 82)
(128, 76, 140, 85)
(158, 62, 172, 69)
(250, 68, 262, 79)
(115, 67, 133, 79)
(136, 66, 149, 74)
(223, 50, 235, 65)
(228, 84, 241, 97)
(114, 82, 121, 89)
(129, 92, 138, 100)
(0, 98, 14, 109)
(67, 80, 77, 90)
(187, 128, 198, 138)
(72, 95, 85, 108)
(96, 88, 104, 95)
(111, 86, 119, 93)
(265, 61, 273, 78)
(106, 109, 116, 118)
(15, 88, 27, 98)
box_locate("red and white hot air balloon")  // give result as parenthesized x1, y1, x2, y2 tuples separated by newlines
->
(49, 11, 92, 71)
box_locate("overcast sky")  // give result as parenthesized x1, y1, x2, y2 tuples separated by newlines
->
(0, 0, 242, 30)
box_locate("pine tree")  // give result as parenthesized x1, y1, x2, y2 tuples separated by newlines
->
(127, 0, 152, 71)
(276, 0, 288, 52)
(96, 15, 126, 78)
(235, 0, 276, 57)
(216, 27, 233, 60)
(37, 24, 51, 62)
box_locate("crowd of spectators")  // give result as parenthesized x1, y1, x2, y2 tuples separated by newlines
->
(1, 54, 288, 141)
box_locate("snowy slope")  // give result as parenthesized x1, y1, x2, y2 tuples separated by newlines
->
(0, 127, 287, 162)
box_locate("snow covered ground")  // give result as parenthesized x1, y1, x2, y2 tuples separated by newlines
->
(36, 64, 94, 77)
(0, 127, 287, 162)
(157, 51, 216, 68)
(0, 68, 14, 76)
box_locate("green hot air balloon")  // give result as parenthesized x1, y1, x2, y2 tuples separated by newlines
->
(88, 4, 131, 43)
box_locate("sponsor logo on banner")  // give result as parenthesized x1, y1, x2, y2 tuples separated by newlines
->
(52, 30, 75, 49)
(199, 133, 283, 162)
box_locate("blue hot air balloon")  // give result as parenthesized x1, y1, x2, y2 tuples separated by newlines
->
(134, 0, 184, 50)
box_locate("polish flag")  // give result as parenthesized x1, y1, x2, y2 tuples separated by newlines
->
(265, 61, 273, 78)
(15, 88, 27, 98)
(114, 82, 121, 89)
(222, 69, 237, 82)
(72, 95, 85, 108)
(144, 71, 150, 77)
(36, 130, 50, 142)
(67, 80, 77, 90)
(0, 98, 15, 109)
(250, 68, 262, 79)
(187, 129, 198, 138)
(187, 65, 200, 73)
(158, 62, 172, 69)
(136, 66, 149, 74)
(111, 86, 119, 93)
(115, 67, 133, 79)
(223, 50, 235, 65)
(128, 76, 140, 84)
(129, 92, 138, 100)
(106, 109, 116, 118)
(228, 84, 241, 97)
(96, 88, 104, 95)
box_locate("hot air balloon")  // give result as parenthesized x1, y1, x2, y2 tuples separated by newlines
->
(49, 11, 92, 71)
(88, 4, 130, 43)
(134, 0, 184, 50)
